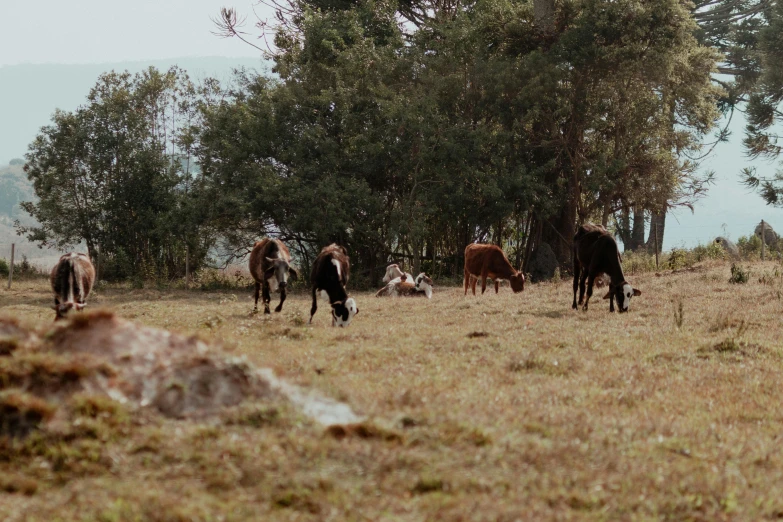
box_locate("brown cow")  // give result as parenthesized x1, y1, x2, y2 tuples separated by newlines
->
(464, 244, 525, 295)
(50, 252, 95, 321)
(249, 238, 298, 314)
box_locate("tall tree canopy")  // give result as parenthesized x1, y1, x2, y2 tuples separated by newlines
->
(203, 0, 721, 278)
(19, 67, 211, 280)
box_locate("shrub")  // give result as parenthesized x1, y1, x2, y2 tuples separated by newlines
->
(194, 268, 253, 291)
(729, 263, 749, 284)
(692, 242, 725, 262)
(0, 258, 8, 277)
(737, 235, 762, 260)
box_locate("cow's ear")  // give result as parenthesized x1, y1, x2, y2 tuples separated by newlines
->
(288, 266, 299, 280)
(633, 288, 642, 296)
(603, 290, 612, 299)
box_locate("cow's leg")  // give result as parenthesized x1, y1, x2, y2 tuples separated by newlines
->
(471, 275, 477, 296)
(309, 287, 318, 324)
(609, 292, 616, 313)
(275, 286, 286, 313)
(578, 270, 588, 305)
(494, 280, 499, 294)
(582, 274, 596, 311)
(480, 267, 489, 294)
(253, 282, 260, 313)
(262, 281, 271, 314)
(572, 258, 580, 309)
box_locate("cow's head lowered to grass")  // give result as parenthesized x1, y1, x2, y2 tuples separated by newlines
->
(604, 283, 641, 313)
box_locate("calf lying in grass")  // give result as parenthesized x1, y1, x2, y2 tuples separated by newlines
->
(375, 273, 434, 298)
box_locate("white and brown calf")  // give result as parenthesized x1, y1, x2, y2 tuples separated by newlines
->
(376, 272, 434, 298)
(249, 238, 298, 314)
(382, 263, 414, 285)
(50, 252, 95, 321)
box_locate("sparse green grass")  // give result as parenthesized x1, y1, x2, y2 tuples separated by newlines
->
(2, 261, 783, 519)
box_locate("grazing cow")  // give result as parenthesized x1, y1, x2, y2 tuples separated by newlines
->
(249, 238, 298, 314)
(310, 244, 359, 327)
(376, 273, 434, 298)
(50, 252, 95, 321)
(382, 263, 414, 285)
(572, 223, 641, 313)
(464, 243, 525, 295)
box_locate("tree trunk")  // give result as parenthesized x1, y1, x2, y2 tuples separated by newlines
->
(646, 211, 666, 254)
(630, 206, 646, 251)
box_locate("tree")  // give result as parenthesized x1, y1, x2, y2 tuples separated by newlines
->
(18, 67, 210, 280)
(741, 0, 783, 204)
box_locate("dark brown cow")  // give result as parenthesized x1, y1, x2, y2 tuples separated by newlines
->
(249, 238, 298, 314)
(463, 243, 525, 295)
(50, 252, 95, 321)
(310, 244, 358, 327)
(572, 223, 641, 313)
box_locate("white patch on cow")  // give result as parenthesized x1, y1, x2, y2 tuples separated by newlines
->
(332, 297, 358, 328)
(268, 277, 279, 292)
(414, 273, 433, 298)
(331, 258, 342, 279)
(622, 283, 633, 311)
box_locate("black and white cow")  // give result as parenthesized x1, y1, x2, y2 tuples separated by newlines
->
(309, 244, 358, 327)
(249, 238, 298, 314)
(572, 223, 641, 313)
(50, 252, 96, 321)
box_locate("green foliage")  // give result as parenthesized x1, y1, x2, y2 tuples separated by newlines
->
(0, 257, 8, 277)
(729, 263, 750, 284)
(737, 234, 763, 259)
(19, 67, 212, 281)
(741, 0, 783, 205)
(691, 242, 726, 262)
(8, 158, 24, 166)
(193, 268, 253, 291)
(198, 0, 721, 277)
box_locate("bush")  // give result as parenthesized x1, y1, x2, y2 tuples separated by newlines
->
(0, 258, 8, 277)
(737, 234, 762, 260)
(692, 242, 725, 262)
(729, 263, 750, 284)
(621, 251, 657, 275)
(194, 268, 253, 291)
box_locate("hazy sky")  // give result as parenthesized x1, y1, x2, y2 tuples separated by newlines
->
(0, 0, 273, 66)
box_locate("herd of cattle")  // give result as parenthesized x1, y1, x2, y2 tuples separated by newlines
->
(48, 224, 642, 326)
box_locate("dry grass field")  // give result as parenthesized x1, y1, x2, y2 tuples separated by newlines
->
(2, 260, 783, 521)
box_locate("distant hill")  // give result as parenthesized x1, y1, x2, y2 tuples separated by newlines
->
(0, 56, 269, 165)
(0, 160, 32, 219)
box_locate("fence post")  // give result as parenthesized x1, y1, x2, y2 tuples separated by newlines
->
(7, 244, 14, 290)
(761, 220, 766, 261)
(654, 223, 659, 269)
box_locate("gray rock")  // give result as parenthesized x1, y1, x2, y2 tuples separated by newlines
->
(528, 242, 559, 282)
(714, 237, 740, 259)
(754, 221, 779, 246)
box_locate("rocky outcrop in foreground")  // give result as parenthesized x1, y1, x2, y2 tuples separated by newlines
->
(0, 312, 361, 437)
